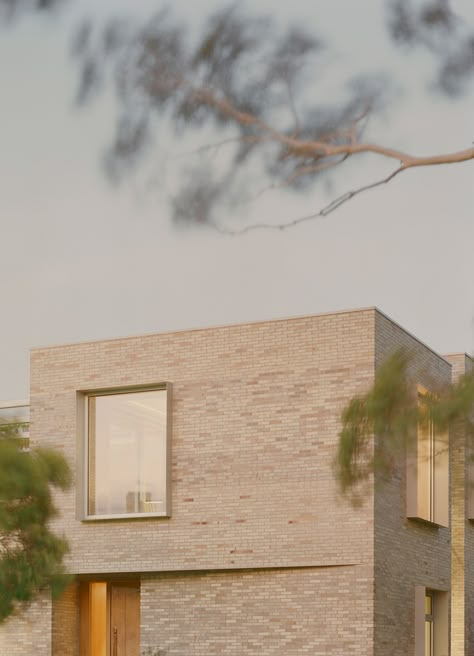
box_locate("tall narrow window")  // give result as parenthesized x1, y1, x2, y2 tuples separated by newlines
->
(417, 391, 435, 522)
(86, 386, 171, 519)
(406, 387, 448, 526)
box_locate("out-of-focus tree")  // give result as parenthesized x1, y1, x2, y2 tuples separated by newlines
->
(0, 0, 62, 20)
(0, 421, 71, 622)
(335, 349, 474, 504)
(71, 1, 474, 233)
(1, 0, 473, 233)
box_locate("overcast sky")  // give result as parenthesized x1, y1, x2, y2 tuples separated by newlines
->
(1, 0, 473, 400)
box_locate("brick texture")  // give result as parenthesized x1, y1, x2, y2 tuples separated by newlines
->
(51, 582, 80, 656)
(374, 312, 452, 656)
(0, 593, 51, 656)
(30, 310, 375, 576)
(2, 308, 470, 655)
(140, 566, 373, 656)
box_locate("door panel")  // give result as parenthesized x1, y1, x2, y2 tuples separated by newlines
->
(91, 583, 107, 656)
(80, 581, 140, 656)
(110, 584, 140, 656)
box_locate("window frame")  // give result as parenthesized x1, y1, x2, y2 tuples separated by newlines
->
(406, 385, 449, 527)
(77, 383, 172, 521)
(425, 592, 434, 656)
(415, 586, 449, 656)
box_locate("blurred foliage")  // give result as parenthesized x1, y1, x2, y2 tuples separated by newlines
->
(336, 349, 474, 504)
(0, 0, 63, 21)
(388, 0, 474, 94)
(71, 2, 473, 228)
(1, 1, 472, 228)
(0, 422, 72, 622)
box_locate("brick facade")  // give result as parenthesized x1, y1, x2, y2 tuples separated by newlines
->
(30, 309, 375, 577)
(1, 308, 472, 655)
(374, 312, 451, 656)
(140, 566, 373, 656)
(0, 593, 51, 656)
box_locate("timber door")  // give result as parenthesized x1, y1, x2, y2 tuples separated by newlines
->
(80, 581, 140, 656)
(110, 583, 140, 656)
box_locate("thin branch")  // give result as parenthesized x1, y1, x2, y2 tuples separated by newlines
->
(253, 154, 349, 199)
(169, 79, 474, 233)
(173, 134, 267, 160)
(183, 83, 474, 234)
(212, 166, 405, 235)
(192, 84, 474, 168)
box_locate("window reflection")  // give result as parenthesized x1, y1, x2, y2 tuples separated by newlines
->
(88, 389, 167, 516)
(425, 592, 433, 656)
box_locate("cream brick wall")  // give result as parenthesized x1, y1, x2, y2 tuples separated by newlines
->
(51, 582, 80, 656)
(29, 309, 376, 576)
(0, 593, 51, 656)
(140, 565, 373, 656)
(374, 311, 452, 656)
(3, 307, 465, 655)
(30, 309, 378, 655)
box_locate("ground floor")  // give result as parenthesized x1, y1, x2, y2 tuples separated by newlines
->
(0, 565, 452, 656)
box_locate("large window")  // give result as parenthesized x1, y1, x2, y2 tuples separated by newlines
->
(84, 386, 171, 519)
(406, 387, 448, 527)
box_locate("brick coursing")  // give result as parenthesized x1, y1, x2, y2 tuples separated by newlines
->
(30, 310, 375, 576)
(140, 566, 373, 656)
(0, 308, 469, 655)
(374, 312, 451, 656)
(0, 593, 51, 656)
(51, 582, 80, 656)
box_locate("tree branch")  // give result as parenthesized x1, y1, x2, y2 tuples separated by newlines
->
(253, 154, 350, 199)
(213, 166, 405, 235)
(196, 85, 474, 166)
(174, 134, 267, 160)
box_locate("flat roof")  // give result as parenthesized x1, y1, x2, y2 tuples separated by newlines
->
(29, 305, 469, 367)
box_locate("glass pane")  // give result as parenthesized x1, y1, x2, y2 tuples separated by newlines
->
(88, 389, 167, 516)
(425, 594, 432, 615)
(417, 394, 433, 521)
(425, 620, 433, 656)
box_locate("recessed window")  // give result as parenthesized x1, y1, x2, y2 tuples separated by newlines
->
(85, 387, 171, 519)
(415, 586, 449, 656)
(407, 387, 448, 527)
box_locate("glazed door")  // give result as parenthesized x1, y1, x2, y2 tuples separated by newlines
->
(110, 583, 140, 656)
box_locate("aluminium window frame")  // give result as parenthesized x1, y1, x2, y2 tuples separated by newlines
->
(77, 383, 172, 521)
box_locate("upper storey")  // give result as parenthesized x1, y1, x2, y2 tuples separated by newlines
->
(29, 308, 377, 574)
(26, 307, 457, 575)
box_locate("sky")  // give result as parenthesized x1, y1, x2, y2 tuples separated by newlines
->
(0, 0, 473, 400)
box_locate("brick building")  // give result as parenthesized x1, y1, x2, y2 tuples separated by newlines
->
(0, 307, 473, 655)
